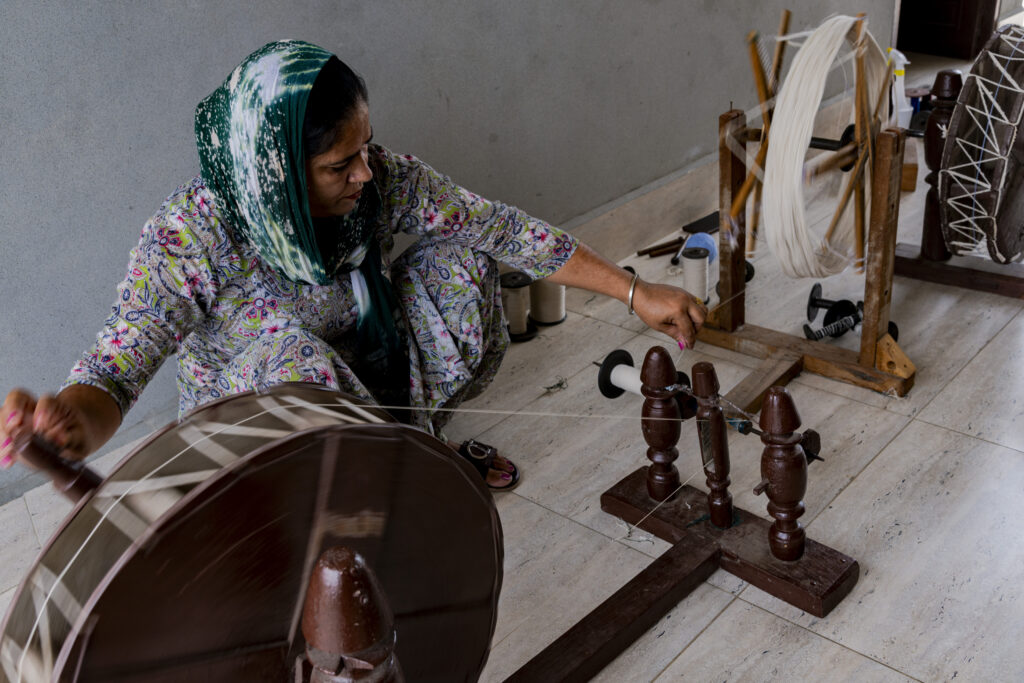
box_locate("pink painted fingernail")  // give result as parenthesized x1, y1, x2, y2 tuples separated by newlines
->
(678, 339, 688, 350)
(1, 437, 10, 449)
(0, 454, 11, 468)
(6, 411, 19, 425)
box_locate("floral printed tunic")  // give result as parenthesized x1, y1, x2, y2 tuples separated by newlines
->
(63, 145, 578, 428)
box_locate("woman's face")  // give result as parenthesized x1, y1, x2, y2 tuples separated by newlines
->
(306, 101, 374, 218)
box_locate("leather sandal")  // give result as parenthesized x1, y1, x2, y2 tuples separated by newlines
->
(457, 439, 520, 491)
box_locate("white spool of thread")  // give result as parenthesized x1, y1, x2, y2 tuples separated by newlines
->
(500, 272, 537, 342)
(681, 247, 710, 303)
(597, 349, 643, 398)
(528, 279, 567, 325)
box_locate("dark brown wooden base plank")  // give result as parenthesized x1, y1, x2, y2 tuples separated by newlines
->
(894, 242, 1024, 299)
(505, 539, 719, 683)
(601, 468, 859, 619)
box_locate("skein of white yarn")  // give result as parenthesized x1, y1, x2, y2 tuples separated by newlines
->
(762, 15, 890, 278)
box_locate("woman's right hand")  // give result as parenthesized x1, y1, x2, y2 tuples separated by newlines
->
(1, 389, 95, 468)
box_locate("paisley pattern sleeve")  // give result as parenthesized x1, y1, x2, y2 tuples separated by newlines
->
(372, 146, 578, 278)
(61, 188, 216, 415)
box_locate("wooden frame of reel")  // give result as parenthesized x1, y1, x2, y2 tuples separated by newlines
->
(508, 346, 858, 682)
(699, 14, 916, 414)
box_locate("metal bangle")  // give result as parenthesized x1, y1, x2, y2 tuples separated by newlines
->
(627, 272, 640, 315)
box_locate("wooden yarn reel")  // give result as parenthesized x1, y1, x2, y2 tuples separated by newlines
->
(739, 13, 888, 273)
(940, 24, 1024, 264)
(702, 12, 915, 413)
(0, 384, 502, 683)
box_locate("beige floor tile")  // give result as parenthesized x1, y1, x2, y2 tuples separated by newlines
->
(593, 583, 736, 682)
(444, 312, 636, 441)
(917, 308, 1024, 453)
(23, 482, 73, 547)
(740, 420, 1024, 682)
(0, 498, 40, 595)
(654, 601, 915, 682)
(479, 493, 656, 682)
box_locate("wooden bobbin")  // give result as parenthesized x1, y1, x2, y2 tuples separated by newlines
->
(758, 386, 807, 561)
(690, 362, 733, 529)
(640, 346, 681, 501)
(301, 546, 402, 683)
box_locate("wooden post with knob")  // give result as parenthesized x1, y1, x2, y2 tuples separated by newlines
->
(691, 362, 734, 529)
(758, 386, 807, 561)
(299, 546, 402, 683)
(640, 346, 681, 501)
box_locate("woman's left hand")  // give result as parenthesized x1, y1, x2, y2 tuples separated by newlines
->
(631, 279, 707, 349)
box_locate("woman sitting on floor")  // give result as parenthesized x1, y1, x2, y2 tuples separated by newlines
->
(0, 40, 705, 490)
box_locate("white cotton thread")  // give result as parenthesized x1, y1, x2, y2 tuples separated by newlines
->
(762, 15, 890, 278)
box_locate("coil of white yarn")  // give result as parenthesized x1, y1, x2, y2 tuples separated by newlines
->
(762, 15, 890, 278)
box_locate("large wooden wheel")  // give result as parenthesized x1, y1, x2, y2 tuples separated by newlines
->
(940, 24, 1024, 264)
(0, 384, 502, 682)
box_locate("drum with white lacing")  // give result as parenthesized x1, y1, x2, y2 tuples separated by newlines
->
(0, 383, 502, 683)
(939, 24, 1024, 263)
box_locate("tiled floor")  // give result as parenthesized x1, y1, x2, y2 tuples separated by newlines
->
(3, 61, 1024, 682)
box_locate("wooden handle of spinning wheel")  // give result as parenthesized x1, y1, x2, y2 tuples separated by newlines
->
(12, 432, 102, 502)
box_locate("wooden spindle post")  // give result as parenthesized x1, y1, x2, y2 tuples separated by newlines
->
(640, 346, 681, 501)
(300, 546, 402, 683)
(758, 386, 807, 561)
(690, 362, 734, 529)
(922, 70, 962, 261)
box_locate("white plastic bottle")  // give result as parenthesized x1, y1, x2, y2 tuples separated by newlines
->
(887, 48, 913, 129)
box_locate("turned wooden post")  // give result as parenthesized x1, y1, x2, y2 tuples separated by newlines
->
(758, 387, 807, 561)
(921, 70, 962, 262)
(13, 433, 102, 502)
(640, 346, 681, 501)
(301, 546, 403, 683)
(690, 362, 733, 529)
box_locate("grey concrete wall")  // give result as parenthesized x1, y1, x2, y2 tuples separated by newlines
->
(0, 0, 895, 498)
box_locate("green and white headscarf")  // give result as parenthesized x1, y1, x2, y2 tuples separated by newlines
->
(195, 40, 377, 285)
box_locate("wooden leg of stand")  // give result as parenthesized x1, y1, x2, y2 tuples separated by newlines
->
(504, 540, 719, 683)
(860, 129, 906, 370)
(713, 109, 748, 331)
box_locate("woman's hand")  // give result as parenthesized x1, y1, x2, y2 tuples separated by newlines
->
(0, 386, 121, 468)
(631, 279, 707, 349)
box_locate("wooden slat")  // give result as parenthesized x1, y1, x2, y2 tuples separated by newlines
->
(722, 349, 804, 414)
(893, 243, 1024, 299)
(713, 110, 748, 331)
(505, 539, 720, 683)
(860, 129, 905, 366)
(698, 324, 914, 396)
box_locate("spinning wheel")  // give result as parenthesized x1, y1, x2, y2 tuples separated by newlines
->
(0, 384, 502, 683)
(940, 24, 1024, 264)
